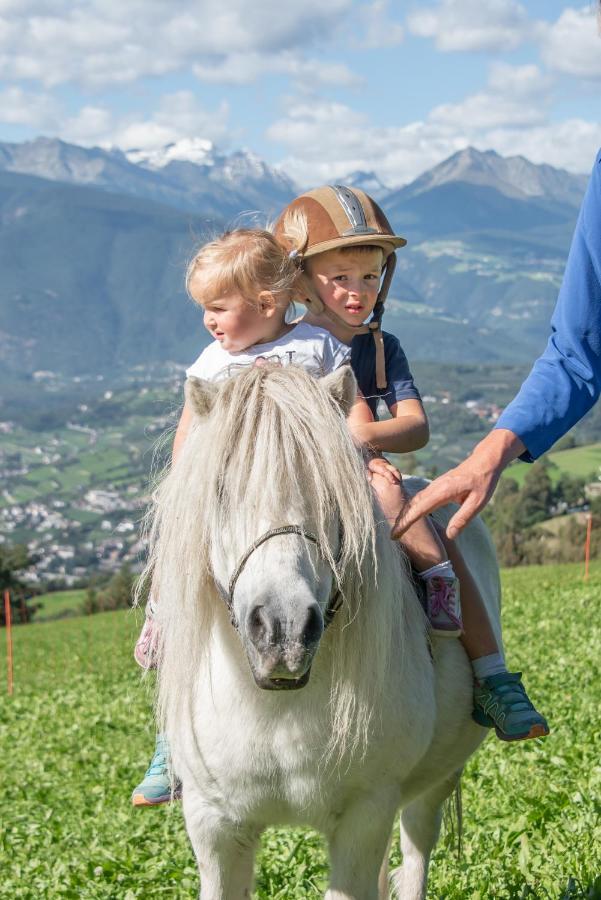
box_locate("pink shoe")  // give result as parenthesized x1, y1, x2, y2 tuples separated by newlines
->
(425, 575, 463, 637)
(134, 613, 159, 669)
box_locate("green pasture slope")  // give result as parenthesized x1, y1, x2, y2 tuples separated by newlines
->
(33, 589, 86, 621)
(504, 442, 601, 487)
(2, 564, 600, 899)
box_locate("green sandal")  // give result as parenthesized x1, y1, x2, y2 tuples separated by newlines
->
(472, 671, 549, 742)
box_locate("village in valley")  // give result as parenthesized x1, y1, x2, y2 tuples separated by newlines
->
(0, 366, 183, 587)
(3, 360, 600, 590)
(0, 363, 500, 587)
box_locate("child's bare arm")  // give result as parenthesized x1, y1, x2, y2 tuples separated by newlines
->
(346, 390, 375, 430)
(348, 398, 429, 453)
(172, 399, 194, 463)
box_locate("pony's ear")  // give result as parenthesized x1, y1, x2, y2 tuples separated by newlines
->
(185, 376, 219, 418)
(320, 366, 357, 417)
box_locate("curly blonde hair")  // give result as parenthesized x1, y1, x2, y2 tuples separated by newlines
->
(186, 228, 301, 309)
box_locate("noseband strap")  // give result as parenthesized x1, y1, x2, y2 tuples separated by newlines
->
(216, 525, 343, 630)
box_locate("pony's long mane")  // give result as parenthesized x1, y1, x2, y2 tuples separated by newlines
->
(143, 365, 411, 760)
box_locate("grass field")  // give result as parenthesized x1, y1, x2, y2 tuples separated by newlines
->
(2, 562, 601, 898)
(504, 443, 601, 487)
(33, 589, 86, 621)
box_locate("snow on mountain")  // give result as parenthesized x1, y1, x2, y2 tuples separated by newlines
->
(0, 137, 588, 226)
(124, 138, 294, 190)
(125, 138, 216, 169)
(0, 136, 297, 217)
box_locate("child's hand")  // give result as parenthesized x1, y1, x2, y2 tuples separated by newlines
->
(367, 456, 402, 486)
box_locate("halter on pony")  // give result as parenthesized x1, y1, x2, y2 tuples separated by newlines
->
(214, 524, 344, 630)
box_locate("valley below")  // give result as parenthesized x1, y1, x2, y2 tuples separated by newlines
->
(3, 359, 601, 587)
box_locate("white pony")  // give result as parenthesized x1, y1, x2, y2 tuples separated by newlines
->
(147, 364, 500, 899)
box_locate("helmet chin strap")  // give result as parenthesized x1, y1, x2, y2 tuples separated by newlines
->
(303, 253, 396, 390)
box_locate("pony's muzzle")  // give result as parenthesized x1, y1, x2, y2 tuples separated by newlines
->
(245, 602, 324, 689)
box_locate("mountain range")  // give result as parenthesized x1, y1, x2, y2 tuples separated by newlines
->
(0, 136, 590, 378)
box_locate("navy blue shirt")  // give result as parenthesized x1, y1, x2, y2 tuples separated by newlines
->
(496, 150, 601, 461)
(351, 331, 421, 418)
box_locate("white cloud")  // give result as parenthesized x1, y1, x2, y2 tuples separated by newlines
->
(539, 6, 601, 80)
(62, 92, 231, 151)
(0, 0, 354, 88)
(431, 94, 544, 130)
(407, 0, 531, 52)
(193, 52, 360, 88)
(487, 62, 551, 96)
(0, 85, 59, 127)
(357, 0, 404, 49)
(269, 57, 598, 188)
(482, 120, 601, 174)
(269, 99, 468, 186)
(430, 64, 550, 130)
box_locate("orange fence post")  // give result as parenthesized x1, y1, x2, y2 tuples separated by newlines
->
(584, 514, 593, 582)
(4, 589, 13, 695)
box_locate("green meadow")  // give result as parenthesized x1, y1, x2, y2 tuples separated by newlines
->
(2, 563, 601, 898)
(33, 589, 87, 621)
(504, 442, 601, 487)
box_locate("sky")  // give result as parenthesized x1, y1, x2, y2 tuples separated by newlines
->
(1, 0, 600, 188)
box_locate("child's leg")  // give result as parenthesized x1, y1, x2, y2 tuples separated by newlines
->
(134, 597, 160, 669)
(437, 527, 549, 742)
(369, 465, 461, 636)
(132, 598, 181, 805)
(437, 530, 499, 661)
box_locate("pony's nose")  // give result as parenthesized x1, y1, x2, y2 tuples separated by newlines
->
(246, 602, 323, 652)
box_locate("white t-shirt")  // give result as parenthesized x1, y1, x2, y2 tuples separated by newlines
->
(186, 322, 350, 383)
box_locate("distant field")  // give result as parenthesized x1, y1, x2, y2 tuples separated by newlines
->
(34, 589, 86, 620)
(504, 442, 601, 486)
(2, 561, 600, 897)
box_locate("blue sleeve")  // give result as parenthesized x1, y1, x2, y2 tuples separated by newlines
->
(351, 331, 421, 417)
(495, 150, 601, 461)
(382, 334, 421, 410)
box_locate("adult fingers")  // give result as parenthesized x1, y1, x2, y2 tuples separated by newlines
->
(391, 477, 457, 536)
(445, 494, 486, 540)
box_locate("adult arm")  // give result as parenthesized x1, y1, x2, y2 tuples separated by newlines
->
(395, 149, 601, 538)
(494, 150, 601, 460)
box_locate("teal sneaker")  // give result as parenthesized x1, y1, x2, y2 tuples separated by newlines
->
(131, 734, 181, 807)
(472, 672, 550, 742)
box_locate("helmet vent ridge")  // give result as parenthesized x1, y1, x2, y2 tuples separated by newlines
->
(331, 185, 378, 236)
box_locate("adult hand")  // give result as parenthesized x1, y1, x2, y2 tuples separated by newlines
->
(391, 429, 526, 540)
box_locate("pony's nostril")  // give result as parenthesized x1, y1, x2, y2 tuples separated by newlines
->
(302, 603, 323, 647)
(248, 605, 268, 644)
(247, 605, 280, 648)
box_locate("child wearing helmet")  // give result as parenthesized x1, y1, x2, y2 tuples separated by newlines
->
(274, 185, 549, 744)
